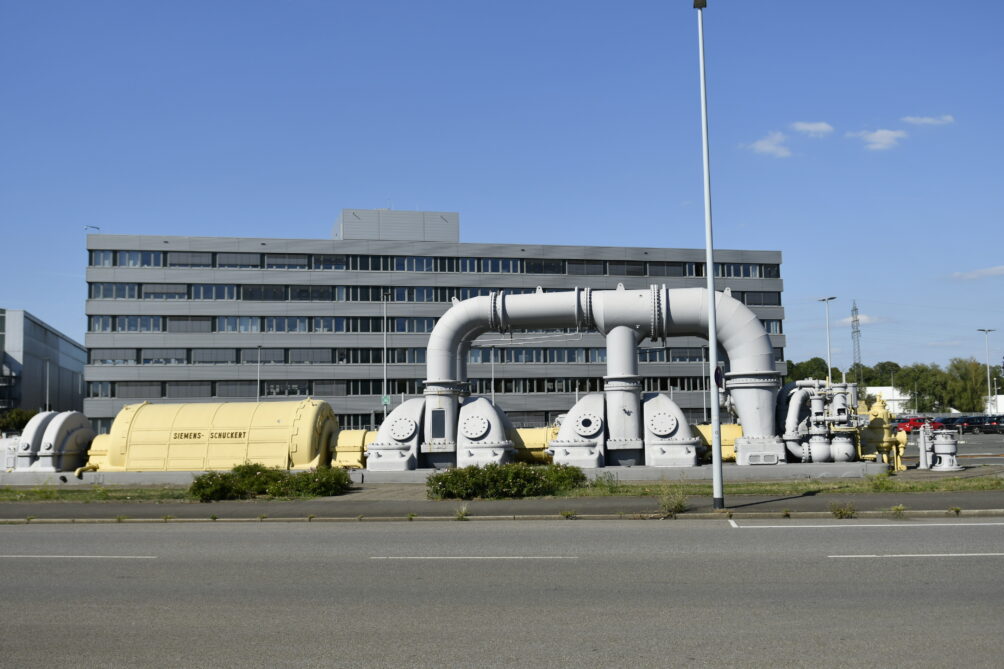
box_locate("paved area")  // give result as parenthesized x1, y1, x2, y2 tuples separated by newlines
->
(2, 521, 1003, 667)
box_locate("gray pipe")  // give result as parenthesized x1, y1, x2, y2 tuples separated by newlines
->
(424, 286, 779, 449)
(604, 325, 643, 449)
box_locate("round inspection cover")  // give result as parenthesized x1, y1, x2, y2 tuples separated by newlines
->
(574, 412, 603, 438)
(461, 415, 490, 440)
(388, 417, 417, 442)
(647, 412, 678, 437)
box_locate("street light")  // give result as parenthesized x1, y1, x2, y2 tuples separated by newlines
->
(978, 328, 995, 413)
(694, 0, 724, 510)
(256, 345, 262, 402)
(383, 289, 393, 419)
(818, 297, 837, 385)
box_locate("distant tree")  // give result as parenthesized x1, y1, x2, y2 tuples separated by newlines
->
(0, 408, 37, 434)
(784, 357, 829, 383)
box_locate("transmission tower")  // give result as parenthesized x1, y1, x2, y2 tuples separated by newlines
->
(851, 300, 862, 383)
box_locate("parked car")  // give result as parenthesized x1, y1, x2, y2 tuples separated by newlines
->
(983, 415, 1004, 434)
(939, 416, 968, 429)
(895, 417, 945, 433)
(959, 416, 991, 434)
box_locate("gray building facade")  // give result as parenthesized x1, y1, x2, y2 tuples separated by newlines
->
(84, 210, 784, 432)
(0, 309, 86, 413)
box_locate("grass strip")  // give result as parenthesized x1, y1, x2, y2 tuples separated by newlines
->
(567, 473, 1004, 498)
(0, 486, 190, 503)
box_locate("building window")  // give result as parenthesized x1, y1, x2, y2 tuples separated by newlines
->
(116, 316, 164, 332)
(216, 253, 261, 268)
(264, 317, 309, 333)
(141, 348, 187, 365)
(141, 284, 188, 300)
(116, 251, 164, 267)
(608, 260, 646, 276)
(567, 260, 606, 276)
(89, 316, 113, 332)
(116, 381, 163, 398)
(191, 284, 237, 300)
(741, 291, 781, 306)
(165, 317, 211, 333)
(165, 381, 212, 398)
(87, 381, 112, 398)
(191, 348, 237, 364)
(525, 259, 566, 274)
(241, 285, 288, 301)
(264, 380, 310, 396)
(167, 251, 212, 268)
(288, 348, 333, 364)
(90, 348, 136, 365)
(289, 285, 333, 301)
(216, 317, 261, 333)
(312, 254, 347, 270)
(241, 348, 284, 364)
(217, 381, 257, 398)
(89, 283, 139, 299)
(264, 254, 308, 270)
(312, 317, 344, 333)
(762, 319, 783, 334)
(89, 250, 114, 267)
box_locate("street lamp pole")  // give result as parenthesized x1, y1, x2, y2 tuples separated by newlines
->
(694, 0, 724, 510)
(978, 328, 995, 414)
(256, 345, 262, 402)
(383, 289, 392, 419)
(818, 297, 837, 385)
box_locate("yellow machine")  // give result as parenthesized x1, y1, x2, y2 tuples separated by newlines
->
(693, 423, 743, 462)
(512, 425, 561, 464)
(81, 399, 337, 472)
(857, 395, 907, 471)
(332, 430, 377, 469)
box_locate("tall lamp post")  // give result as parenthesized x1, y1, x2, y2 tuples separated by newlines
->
(383, 289, 392, 420)
(978, 328, 995, 413)
(818, 297, 836, 385)
(694, 0, 724, 510)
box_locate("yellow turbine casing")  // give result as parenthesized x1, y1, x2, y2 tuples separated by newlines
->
(513, 426, 561, 464)
(333, 429, 377, 469)
(693, 423, 743, 462)
(85, 400, 337, 472)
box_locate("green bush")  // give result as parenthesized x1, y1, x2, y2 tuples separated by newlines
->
(426, 463, 587, 500)
(189, 463, 352, 502)
(266, 467, 352, 498)
(0, 408, 37, 433)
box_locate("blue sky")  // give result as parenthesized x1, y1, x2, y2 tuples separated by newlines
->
(2, 0, 1002, 371)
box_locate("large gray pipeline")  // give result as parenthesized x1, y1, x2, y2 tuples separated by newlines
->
(424, 286, 780, 448)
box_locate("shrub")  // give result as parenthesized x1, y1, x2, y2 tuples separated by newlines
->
(265, 467, 352, 498)
(426, 463, 587, 500)
(0, 408, 37, 433)
(829, 502, 857, 519)
(189, 463, 352, 502)
(658, 486, 689, 518)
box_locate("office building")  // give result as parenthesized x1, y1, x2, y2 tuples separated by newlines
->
(84, 209, 784, 432)
(0, 309, 86, 413)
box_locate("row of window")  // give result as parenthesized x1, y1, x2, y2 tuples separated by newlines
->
(88, 345, 783, 366)
(86, 375, 719, 399)
(88, 282, 784, 309)
(88, 314, 784, 336)
(87, 315, 441, 334)
(89, 250, 781, 279)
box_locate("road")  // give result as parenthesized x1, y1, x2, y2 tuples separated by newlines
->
(1, 519, 1002, 667)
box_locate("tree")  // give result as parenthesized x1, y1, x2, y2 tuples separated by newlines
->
(0, 408, 37, 434)
(785, 357, 829, 383)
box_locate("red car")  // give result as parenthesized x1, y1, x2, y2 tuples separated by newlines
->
(896, 417, 945, 433)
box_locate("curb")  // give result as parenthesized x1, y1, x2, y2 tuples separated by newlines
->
(3, 509, 1004, 524)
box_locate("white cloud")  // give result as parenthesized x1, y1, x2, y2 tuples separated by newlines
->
(837, 314, 884, 326)
(952, 265, 1004, 280)
(746, 131, 791, 158)
(902, 114, 954, 126)
(846, 129, 907, 150)
(791, 121, 834, 137)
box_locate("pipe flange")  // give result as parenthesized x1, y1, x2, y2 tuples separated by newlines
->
(574, 412, 603, 438)
(388, 417, 417, 442)
(460, 415, 490, 440)
(647, 411, 678, 437)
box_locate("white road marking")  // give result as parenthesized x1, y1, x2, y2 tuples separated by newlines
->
(0, 555, 157, 559)
(370, 556, 578, 560)
(830, 553, 1004, 559)
(728, 519, 739, 529)
(730, 521, 1004, 529)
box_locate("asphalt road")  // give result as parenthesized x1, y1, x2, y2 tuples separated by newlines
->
(1, 520, 1002, 668)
